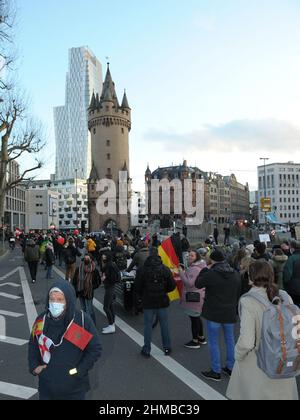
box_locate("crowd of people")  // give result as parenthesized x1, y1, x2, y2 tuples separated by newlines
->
(7, 227, 299, 400)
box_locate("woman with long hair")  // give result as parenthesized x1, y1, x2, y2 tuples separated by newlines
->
(227, 260, 298, 400)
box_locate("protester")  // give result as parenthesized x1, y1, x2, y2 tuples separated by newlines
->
(72, 255, 101, 325)
(227, 261, 298, 400)
(45, 243, 55, 280)
(281, 241, 292, 258)
(101, 253, 120, 334)
(24, 239, 41, 284)
(213, 226, 219, 245)
(113, 244, 130, 271)
(127, 241, 150, 273)
(179, 251, 207, 349)
(195, 249, 241, 381)
(252, 242, 270, 261)
(283, 240, 300, 306)
(28, 280, 102, 400)
(86, 236, 97, 261)
(135, 251, 176, 357)
(270, 248, 288, 289)
(63, 238, 82, 282)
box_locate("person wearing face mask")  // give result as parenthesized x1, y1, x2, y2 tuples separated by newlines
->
(28, 280, 102, 400)
(72, 256, 101, 325)
(178, 250, 207, 349)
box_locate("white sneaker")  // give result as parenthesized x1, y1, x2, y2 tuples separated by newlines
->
(102, 325, 116, 334)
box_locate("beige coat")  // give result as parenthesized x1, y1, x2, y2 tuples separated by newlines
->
(226, 287, 299, 401)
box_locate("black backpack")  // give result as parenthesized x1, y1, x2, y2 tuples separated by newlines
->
(145, 266, 166, 298)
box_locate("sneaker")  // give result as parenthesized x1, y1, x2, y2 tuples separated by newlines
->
(164, 348, 172, 356)
(141, 350, 151, 359)
(198, 337, 207, 345)
(222, 367, 232, 377)
(184, 340, 201, 349)
(102, 325, 116, 335)
(201, 370, 222, 382)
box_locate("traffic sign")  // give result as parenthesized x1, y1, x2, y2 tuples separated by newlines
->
(260, 197, 271, 212)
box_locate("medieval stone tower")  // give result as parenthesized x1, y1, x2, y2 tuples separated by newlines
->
(88, 64, 131, 233)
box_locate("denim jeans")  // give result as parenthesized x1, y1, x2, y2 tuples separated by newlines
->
(46, 265, 53, 279)
(143, 308, 171, 354)
(79, 297, 96, 325)
(207, 321, 235, 374)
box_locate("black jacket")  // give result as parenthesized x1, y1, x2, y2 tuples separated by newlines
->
(102, 255, 120, 289)
(72, 267, 101, 300)
(135, 256, 176, 309)
(63, 245, 81, 265)
(28, 280, 102, 399)
(195, 262, 241, 324)
(45, 248, 55, 266)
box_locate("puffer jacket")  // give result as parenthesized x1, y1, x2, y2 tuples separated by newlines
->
(179, 261, 206, 314)
(271, 255, 288, 289)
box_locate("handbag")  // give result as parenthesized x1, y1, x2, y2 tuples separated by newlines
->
(186, 292, 201, 303)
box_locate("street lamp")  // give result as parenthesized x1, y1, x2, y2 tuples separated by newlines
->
(260, 157, 269, 227)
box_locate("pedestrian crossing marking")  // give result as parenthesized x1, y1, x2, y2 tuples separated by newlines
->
(0, 292, 21, 300)
(0, 336, 28, 346)
(0, 381, 37, 399)
(0, 310, 24, 318)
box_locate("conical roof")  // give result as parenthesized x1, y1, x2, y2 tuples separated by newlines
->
(121, 91, 130, 109)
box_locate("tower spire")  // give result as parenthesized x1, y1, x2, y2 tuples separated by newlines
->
(121, 89, 130, 109)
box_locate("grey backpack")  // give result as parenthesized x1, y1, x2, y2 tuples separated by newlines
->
(242, 290, 300, 379)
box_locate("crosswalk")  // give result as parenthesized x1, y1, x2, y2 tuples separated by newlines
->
(0, 267, 38, 400)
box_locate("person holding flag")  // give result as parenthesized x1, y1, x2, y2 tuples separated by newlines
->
(28, 280, 102, 400)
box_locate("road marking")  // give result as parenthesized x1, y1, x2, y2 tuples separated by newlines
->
(0, 268, 20, 281)
(0, 336, 28, 346)
(0, 381, 37, 399)
(0, 292, 21, 300)
(0, 310, 24, 318)
(0, 283, 21, 288)
(53, 266, 226, 401)
(19, 267, 38, 332)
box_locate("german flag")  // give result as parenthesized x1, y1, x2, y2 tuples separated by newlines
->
(158, 234, 183, 302)
(32, 318, 44, 338)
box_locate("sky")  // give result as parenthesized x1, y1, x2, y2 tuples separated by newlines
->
(13, 0, 300, 191)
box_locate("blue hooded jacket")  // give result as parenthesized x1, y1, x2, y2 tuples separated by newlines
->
(28, 280, 102, 399)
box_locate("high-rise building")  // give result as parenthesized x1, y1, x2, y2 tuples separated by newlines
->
(54, 47, 103, 180)
(257, 161, 300, 224)
(88, 64, 131, 233)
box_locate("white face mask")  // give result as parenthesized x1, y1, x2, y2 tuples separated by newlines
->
(49, 302, 65, 318)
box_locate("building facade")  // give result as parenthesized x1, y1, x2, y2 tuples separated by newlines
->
(26, 189, 59, 232)
(258, 161, 300, 224)
(4, 161, 26, 232)
(145, 161, 250, 226)
(54, 47, 103, 180)
(88, 64, 131, 233)
(24, 179, 88, 231)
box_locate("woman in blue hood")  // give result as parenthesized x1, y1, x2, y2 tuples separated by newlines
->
(28, 280, 102, 400)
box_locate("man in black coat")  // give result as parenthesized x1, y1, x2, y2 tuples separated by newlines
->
(28, 280, 102, 400)
(195, 249, 241, 382)
(135, 252, 176, 357)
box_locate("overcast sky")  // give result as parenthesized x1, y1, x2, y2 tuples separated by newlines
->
(15, 0, 300, 191)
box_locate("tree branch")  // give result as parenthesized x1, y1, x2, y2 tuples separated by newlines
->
(5, 162, 42, 191)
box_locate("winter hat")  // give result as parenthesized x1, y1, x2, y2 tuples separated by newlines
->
(210, 249, 225, 263)
(49, 287, 64, 296)
(198, 248, 208, 257)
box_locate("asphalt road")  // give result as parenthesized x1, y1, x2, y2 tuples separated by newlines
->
(0, 247, 299, 401)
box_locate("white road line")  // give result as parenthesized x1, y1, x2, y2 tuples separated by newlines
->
(0, 336, 28, 346)
(0, 268, 20, 281)
(0, 310, 24, 318)
(0, 282, 21, 288)
(0, 292, 21, 300)
(0, 381, 37, 399)
(53, 266, 226, 401)
(19, 267, 38, 332)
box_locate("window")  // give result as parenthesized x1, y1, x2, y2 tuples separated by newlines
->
(107, 154, 111, 160)
(121, 128, 124, 134)
(106, 140, 110, 147)
(93, 128, 96, 135)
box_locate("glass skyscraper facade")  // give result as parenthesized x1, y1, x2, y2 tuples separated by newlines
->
(54, 47, 103, 180)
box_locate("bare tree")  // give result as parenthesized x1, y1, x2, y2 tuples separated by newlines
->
(0, 0, 16, 91)
(0, 92, 45, 224)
